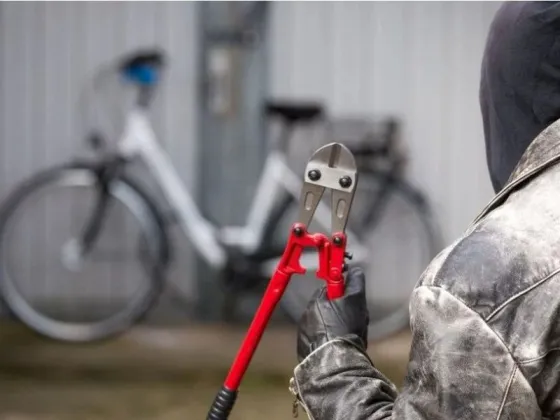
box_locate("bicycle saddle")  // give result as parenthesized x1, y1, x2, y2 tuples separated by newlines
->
(265, 100, 325, 123)
(119, 49, 166, 86)
(119, 49, 166, 72)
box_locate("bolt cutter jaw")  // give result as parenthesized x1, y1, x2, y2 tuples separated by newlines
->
(299, 142, 358, 233)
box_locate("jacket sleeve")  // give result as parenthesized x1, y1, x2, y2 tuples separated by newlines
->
(290, 286, 541, 420)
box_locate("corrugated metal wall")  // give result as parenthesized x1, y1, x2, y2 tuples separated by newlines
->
(0, 2, 503, 318)
(196, 3, 272, 321)
(1, 2, 198, 193)
(270, 1, 503, 242)
(0, 2, 199, 315)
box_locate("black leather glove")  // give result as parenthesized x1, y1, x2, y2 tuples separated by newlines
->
(297, 267, 369, 362)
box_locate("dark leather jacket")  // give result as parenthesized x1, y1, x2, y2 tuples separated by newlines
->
(289, 117, 560, 419)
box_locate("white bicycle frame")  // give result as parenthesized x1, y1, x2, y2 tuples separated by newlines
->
(117, 108, 368, 277)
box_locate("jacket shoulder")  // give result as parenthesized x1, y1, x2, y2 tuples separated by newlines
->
(417, 181, 560, 411)
(419, 189, 560, 321)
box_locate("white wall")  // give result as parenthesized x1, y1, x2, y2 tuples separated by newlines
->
(0, 2, 199, 309)
(1, 2, 198, 194)
(0, 1, 504, 316)
(270, 1, 502, 242)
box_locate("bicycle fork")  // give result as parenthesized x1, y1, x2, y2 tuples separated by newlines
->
(61, 157, 126, 271)
(206, 142, 359, 420)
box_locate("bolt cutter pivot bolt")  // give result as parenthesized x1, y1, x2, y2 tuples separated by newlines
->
(293, 226, 304, 236)
(308, 169, 321, 181)
(339, 176, 352, 188)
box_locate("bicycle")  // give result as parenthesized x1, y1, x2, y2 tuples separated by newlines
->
(0, 49, 442, 342)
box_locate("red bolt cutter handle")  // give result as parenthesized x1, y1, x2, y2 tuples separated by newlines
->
(207, 141, 358, 419)
(206, 223, 346, 420)
(317, 231, 348, 300)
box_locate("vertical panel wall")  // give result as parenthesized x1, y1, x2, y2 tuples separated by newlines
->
(0, 2, 505, 320)
(270, 1, 503, 243)
(196, 2, 271, 321)
(0, 2, 199, 317)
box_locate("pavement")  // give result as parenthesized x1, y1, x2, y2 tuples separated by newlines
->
(0, 321, 412, 419)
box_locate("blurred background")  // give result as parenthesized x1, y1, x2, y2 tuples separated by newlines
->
(0, 1, 501, 419)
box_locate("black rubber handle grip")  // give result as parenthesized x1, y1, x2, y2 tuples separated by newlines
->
(207, 386, 238, 420)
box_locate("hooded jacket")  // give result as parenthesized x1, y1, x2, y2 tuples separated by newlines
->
(290, 2, 560, 419)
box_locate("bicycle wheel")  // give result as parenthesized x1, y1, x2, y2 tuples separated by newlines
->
(279, 171, 442, 340)
(0, 162, 166, 342)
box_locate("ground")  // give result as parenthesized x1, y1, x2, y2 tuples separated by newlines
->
(0, 322, 412, 419)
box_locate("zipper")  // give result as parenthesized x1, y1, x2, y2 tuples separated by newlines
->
(289, 377, 315, 420)
(292, 398, 300, 418)
(289, 377, 299, 418)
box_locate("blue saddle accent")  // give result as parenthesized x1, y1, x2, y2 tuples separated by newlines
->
(123, 64, 159, 86)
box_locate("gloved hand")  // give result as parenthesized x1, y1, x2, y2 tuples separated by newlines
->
(297, 267, 369, 362)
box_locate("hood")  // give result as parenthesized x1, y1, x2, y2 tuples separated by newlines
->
(479, 1, 560, 193)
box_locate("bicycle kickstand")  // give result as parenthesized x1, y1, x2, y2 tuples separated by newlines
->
(206, 142, 359, 420)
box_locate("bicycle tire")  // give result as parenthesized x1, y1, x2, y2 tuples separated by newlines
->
(0, 162, 167, 342)
(279, 171, 442, 341)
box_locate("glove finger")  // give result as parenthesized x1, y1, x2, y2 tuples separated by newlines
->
(344, 266, 366, 295)
(306, 283, 329, 306)
(297, 294, 330, 361)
